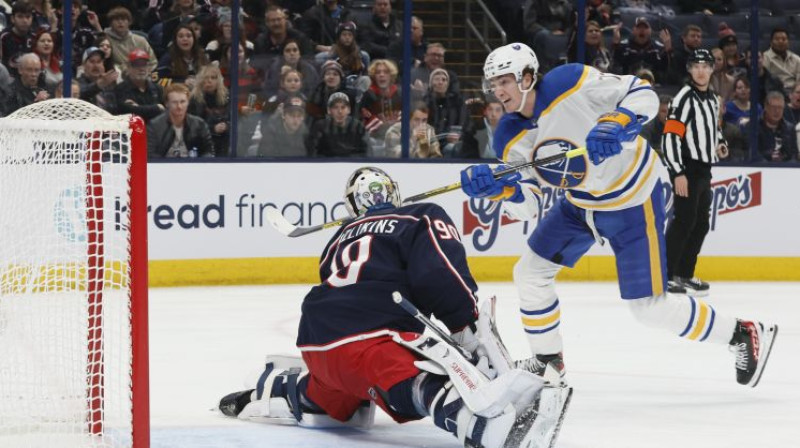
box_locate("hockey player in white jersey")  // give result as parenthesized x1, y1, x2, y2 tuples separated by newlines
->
(460, 43, 777, 387)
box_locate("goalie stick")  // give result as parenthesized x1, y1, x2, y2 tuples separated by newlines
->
(265, 147, 587, 237)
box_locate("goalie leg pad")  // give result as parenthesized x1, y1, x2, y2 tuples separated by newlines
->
(392, 332, 545, 418)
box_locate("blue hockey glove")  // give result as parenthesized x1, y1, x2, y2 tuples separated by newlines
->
(461, 164, 522, 201)
(585, 107, 643, 165)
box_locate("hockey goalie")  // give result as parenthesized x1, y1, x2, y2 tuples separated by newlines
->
(218, 167, 571, 448)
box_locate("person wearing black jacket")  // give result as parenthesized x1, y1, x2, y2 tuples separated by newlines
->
(147, 83, 214, 159)
(662, 49, 728, 296)
(357, 0, 401, 60)
(309, 92, 367, 157)
(424, 68, 467, 157)
(115, 49, 165, 123)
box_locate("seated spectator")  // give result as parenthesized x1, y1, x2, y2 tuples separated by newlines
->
(586, 0, 613, 28)
(63, 0, 102, 75)
(254, 95, 310, 157)
(253, 6, 314, 69)
(710, 47, 734, 102)
(78, 46, 118, 112)
(523, 0, 573, 53)
(300, 0, 352, 56)
(32, 30, 60, 90)
(358, 0, 401, 60)
(384, 102, 442, 158)
(745, 50, 784, 104)
(612, 16, 669, 81)
(104, 7, 157, 73)
(115, 49, 165, 124)
(387, 16, 427, 69)
(361, 59, 402, 141)
(218, 41, 265, 153)
(309, 92, 367, 157)
(784, 83, 800, 131)
(159, 0, 213, 52)
(640, 93, 670, 156)
(718, 23, 746, 80)
(719, 98, 748, 162)
(205, 14, 255, 63)
(320, 22, 370, 93)
(666, 25, 702, 85)
(147, 83, 214, 158)
(461, 95, 505, 159)
(156, 24, 209, 89)
(410, 43, 460, 99)
(92, 33, 122, 78)
(677, 0, 737, 15)
(28, 0, 58, 32)
(263, 66, 306, 115)
(264, 39, 319, 98)
(189, 65, 231, 157)
(306, 59, 357, 123)
(724, 76, 762, 131)
(425, 68, 467, 157)
(0, 1, 36, 72)
(758, 91, 796, 162)
(762, 27, 800, 97)
(55, 79, 80, 98)
(2, 52, 52, 115)
(567, 20, 612, 73)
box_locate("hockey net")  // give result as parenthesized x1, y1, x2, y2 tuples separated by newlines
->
(0, 99, 149, 448)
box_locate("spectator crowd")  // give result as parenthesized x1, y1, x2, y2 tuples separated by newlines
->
(0, 0, 798, 162)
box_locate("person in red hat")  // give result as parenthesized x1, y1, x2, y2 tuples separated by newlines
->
(115, 48, 165, 124)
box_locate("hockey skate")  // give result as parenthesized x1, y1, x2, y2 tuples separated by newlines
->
(729, 320, 778, 387)
(514, 353, 566, 386)
(666, 279, 687, 294)
(672, 276, 709, 297)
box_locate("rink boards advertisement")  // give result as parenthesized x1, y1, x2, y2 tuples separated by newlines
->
(144, 162, 799, 284)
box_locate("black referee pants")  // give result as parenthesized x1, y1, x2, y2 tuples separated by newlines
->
(665, 165, 712, 280)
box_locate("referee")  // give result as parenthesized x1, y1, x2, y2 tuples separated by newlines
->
(662, 49, 728, 296)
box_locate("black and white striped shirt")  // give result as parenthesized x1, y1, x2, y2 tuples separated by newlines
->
(662, 84, 724, 175)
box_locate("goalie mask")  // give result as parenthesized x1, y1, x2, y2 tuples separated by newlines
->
(344, 167, 402, 218)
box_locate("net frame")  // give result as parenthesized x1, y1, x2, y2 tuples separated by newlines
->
(0, 99, 149, 448)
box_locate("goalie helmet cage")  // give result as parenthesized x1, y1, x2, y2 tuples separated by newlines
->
(0, 99, 149, 448)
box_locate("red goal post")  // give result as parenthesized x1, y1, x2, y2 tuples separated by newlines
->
(0, 99, 149, 448)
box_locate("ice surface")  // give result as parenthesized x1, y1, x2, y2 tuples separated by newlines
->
(150, 282, 800, 448)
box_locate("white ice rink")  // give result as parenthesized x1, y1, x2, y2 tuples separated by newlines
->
(150, 282, 799, 448)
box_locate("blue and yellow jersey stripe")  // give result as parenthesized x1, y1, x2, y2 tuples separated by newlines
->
(521, 299, 561, 334)
(679, 297, 717, 342)
(565, 137, 658, 210)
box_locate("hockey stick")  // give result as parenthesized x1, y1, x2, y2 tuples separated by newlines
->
(392, 291, 477, 363)
(265, 147, 587, 238)
(402, 146, 586, 204)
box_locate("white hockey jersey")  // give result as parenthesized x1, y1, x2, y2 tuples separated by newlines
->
(495, 64, 661, 214)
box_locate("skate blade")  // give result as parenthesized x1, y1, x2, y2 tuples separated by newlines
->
(750, 324, 778, 388)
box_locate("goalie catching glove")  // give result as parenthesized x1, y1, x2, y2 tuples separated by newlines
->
(461, 164, 524, 202)
(586, 106, 643, 165)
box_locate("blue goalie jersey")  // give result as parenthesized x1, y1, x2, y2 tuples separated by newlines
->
(296, 203, 479, 350)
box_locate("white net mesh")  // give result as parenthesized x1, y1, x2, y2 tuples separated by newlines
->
(0, 99, 136, 448)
